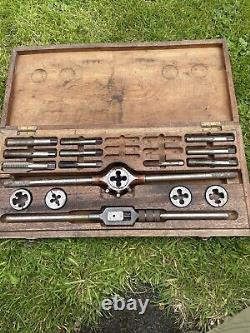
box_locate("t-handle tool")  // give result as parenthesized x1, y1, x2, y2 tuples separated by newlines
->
(2, 206, 233, 226)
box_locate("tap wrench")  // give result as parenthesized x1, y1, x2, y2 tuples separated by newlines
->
(2, 207, 233, 226)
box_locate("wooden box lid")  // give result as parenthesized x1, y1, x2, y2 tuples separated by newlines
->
(1, 39, 238, 129)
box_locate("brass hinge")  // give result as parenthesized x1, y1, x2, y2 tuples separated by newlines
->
(200, 122, 222, 131)
(17, 126, 37, 135)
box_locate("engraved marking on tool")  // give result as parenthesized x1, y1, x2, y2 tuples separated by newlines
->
(170, 186, 192, 207)
(205, 185, 228, 207)
(10, 189, 32, 211)
(45, 189, 67, 210)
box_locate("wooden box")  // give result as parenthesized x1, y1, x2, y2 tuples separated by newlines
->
(0, 39, 249, 238)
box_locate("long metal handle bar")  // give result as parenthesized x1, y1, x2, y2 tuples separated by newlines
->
(4, 177, 95, 187)
(2, 211, 231, 224)
(4, 171, 238, 188)
(144, 171, 237, 182)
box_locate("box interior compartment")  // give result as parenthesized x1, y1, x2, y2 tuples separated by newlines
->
(0, 40, 249, 238)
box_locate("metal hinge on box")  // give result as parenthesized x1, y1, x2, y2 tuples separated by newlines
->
(17, 126, 37, 136)
(200, 122, 222, 132)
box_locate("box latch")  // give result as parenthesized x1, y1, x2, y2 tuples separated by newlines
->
(17, 126, 37, 136)
(200, 122, 222, 132)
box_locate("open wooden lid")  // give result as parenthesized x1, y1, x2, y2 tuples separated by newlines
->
(2, 39, 238, 129)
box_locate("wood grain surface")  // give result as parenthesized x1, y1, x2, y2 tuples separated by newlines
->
(0, 39, 249, 238)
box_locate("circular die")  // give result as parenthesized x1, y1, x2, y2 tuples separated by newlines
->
(45, 188, 67, 210)
(205, 185, 228, 207)
(10, 189, 32, 211)
(170, 186, 192, 208)
(107, 167, 131, 192)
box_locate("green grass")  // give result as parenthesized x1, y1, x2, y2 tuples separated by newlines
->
(0, 0, 250, 332)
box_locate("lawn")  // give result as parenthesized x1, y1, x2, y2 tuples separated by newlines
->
(0, 0, 249, 332)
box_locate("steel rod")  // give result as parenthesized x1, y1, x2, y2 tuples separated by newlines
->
(60, 138, 103, 145)
(4, 176, 94, 187)
(145, 171, 238, 182)
(187, 159, 238, 167)
(144, 160, 184, 167)
(3, 214, 99, 223)
(59, 149, 103, 157)
(4, 149, 57, 158)
(5, 137, 58, 147)
(160, 212, 230, 220)
(58, 161, 103, 169)
(186, 147, 236, 155)
(185, 134, 234, 143)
